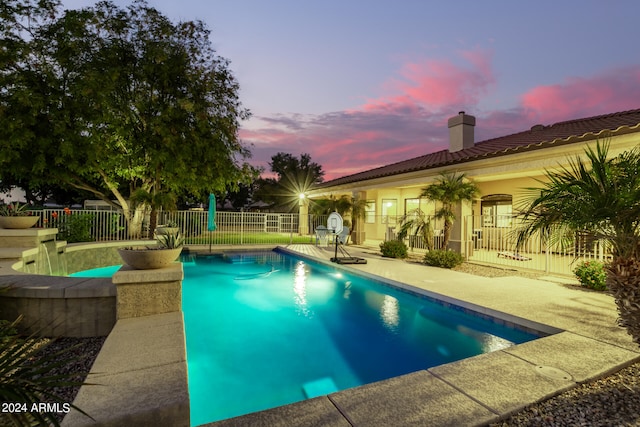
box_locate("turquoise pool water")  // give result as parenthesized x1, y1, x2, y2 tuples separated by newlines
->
(69, 265, 122, 277)
(182, 250, 539, 425)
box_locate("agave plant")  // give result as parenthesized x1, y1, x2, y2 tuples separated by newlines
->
(0, 202, 32, 217)
(156, 231, 184, 249)
(0, 316, 93, 427)
(515, 141, 640, 345)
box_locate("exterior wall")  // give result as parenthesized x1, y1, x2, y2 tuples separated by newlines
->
(64, 241, 149, 274)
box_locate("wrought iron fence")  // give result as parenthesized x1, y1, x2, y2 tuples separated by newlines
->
(381, 214, 612, 276)
(34, 209, 324, 245)
(381, 214, 445, 250)
(30, 208, 612, 275)
(463, 214, 612, 276)
(37, 209, 128, 242)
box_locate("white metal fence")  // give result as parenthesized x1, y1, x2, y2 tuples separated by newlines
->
(32, 209, 328, 245)
(29, 209, 610, 275)
(464, 215, 612, 276)
(383, 213, 612, 276)
(38, 209, 128, 241)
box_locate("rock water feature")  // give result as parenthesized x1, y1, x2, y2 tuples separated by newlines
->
(0, 226, 184, 338)
(37, 239, 67, 275)
(0, 228, 67, 275)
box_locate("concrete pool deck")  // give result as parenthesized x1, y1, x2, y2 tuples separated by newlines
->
(203, 244, 640, 427)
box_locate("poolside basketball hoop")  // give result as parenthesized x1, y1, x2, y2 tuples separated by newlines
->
(327, 212, 343, 235)
(326, 212, 367, 265)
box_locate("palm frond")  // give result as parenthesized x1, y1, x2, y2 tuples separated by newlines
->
(515, 140, 640, 258)
(0, 317, 95, 427)
(397, 209, 434, 250)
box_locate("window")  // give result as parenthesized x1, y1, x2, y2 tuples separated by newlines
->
(365, 200, 376, 223)
(481, 194, 513, 227)
(381, 199, 397, 224)
(405, 198, 420, 214)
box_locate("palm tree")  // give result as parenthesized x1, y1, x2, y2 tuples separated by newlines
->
(420, 172, 480, 250)
(515, 142, 640, 345)
(397, 209, 434, 251)
(310, 195, 369, 244)
(310, 195, 352, 217)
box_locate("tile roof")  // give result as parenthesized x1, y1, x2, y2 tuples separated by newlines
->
(319, 108, 640, 188)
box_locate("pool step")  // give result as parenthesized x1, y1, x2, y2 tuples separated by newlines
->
(223, 253, 281, 264)
(302, 377, 338, 398)
(224, 255, 258, 264)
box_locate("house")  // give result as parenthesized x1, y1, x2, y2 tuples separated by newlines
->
(304, 109, 640, 260)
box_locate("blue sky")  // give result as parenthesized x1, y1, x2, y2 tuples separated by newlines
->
(62, 0, 640, 180)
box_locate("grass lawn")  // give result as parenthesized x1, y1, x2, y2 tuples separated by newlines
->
(185, 232, 315, 245)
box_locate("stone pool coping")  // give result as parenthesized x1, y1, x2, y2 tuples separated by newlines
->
(62, 311, 189, 427)
(56, 243, 640, 426)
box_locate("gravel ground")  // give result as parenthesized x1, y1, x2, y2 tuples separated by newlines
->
(489, 362, 640, 427)
(445, 261, 640, 426)
(40, 337, 106, 404)
(32, 336, 105, 423)
(28, 260, 640, 426)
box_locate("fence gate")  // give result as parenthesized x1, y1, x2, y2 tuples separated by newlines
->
(264, 214, 280, 232)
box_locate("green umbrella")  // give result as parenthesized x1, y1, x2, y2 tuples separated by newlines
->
(207, 194, 217, 231)
(208, 194, 216, 252)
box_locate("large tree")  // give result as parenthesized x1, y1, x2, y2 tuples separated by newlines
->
(419, 171, 480, 250)
(255, 152, 324, 212)
(0, 0, 254, 236)
(516, 142, 640, 345)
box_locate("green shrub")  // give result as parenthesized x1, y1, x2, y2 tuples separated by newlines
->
(379, 240, 408, 259)
(423, 250, 464, 268)
(573, 260, 607, 290)
(56, 213, 95, 243)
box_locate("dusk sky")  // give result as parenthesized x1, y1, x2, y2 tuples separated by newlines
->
(63, 0, 640, 181)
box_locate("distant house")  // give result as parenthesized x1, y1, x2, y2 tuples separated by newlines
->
(305, 109, 640, 254)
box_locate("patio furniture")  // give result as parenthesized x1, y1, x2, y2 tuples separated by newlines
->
(330, 226, 350, 245)
(497, 251, 531, 261)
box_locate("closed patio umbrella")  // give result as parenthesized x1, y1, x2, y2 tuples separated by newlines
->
(208, 194, 217, 251)
(208, 194, 217, 232)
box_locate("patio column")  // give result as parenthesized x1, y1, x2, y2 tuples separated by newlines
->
(449, 201, 473, 256)
(298, 196, 309, 236)
(352, 191, 366, 245)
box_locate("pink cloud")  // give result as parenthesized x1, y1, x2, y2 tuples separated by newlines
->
(242, 58, 640, 182)
(366, 49, 495, 111)
(520, 67, 640, 125)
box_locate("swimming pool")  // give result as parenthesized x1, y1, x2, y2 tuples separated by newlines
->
(181, 250, 540, 425)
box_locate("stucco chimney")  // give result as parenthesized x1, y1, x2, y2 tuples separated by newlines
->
(448, 111, 475, 152)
